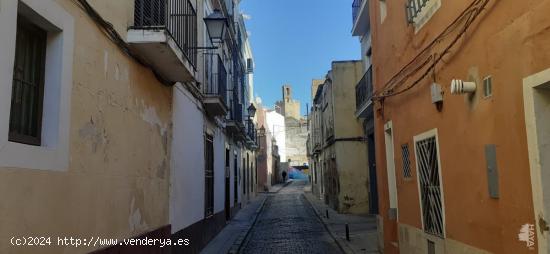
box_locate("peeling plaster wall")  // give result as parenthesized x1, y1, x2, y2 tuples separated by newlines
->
(0, 0, 172, 253)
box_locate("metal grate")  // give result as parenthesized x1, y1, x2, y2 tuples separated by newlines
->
(416, 136, 444, 237)
(406, 0, 431, 23)
(401, 144, 412, 178)
(9, 16, 47, 146)
(133, 0, 197, 68)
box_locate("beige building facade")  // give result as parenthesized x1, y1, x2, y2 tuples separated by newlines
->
(308, 61, 370, 214)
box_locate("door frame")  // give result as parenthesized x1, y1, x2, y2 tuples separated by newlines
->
(384, 121, 398, 220)
(524, 68, 550, 253)
(367, 131, 379, 214)
(225, 148, 231, 221)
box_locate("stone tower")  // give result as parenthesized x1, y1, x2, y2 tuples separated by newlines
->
(276, 84, 301, 120)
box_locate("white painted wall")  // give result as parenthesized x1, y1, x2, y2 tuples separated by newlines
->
(266, 111, 286, 162)
(213, 125, 226, 214)
(360, 34, 372, 71)
(170, 84, 205, 233)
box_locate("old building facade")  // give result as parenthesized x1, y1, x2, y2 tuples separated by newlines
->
(0, 0, 258, 253)
(352, 0, 550, 253)
(308, 61, 370, 214)
(276, 85, 308, 168)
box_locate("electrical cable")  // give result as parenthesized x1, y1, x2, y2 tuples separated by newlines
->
(373, 0, 490, 100)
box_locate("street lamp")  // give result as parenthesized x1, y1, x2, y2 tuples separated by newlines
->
(204, 9, 228, 44)
(247, 103, 257, 118)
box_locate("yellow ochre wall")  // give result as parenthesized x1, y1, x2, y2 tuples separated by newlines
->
(0, 1, 172, 253)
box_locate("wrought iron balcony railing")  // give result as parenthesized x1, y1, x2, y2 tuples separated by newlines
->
(133, 0, 197, 68)
(352, 0, 364, 25)
(246, 119, 256, 143)
(204, 71, 228, 106)
(355, 66, 373, 111)
(230, 100, 243, 123)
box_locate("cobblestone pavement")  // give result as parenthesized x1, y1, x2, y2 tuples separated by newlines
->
(240, 180, 342, 254)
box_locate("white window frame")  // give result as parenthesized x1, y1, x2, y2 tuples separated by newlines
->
(413, 128, 446, 238)
(0, 0, 74, 171)
(384, 121, 398, 217)
(406, 0, 442, 33)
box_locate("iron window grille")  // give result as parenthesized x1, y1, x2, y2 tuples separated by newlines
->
(406, 0, 435, 24)
(9, 16, 47, 146)
(204, 134, 215, 217)
(415, 136, 444, 237)
(133, 0, 197, 68)
(401, 144, 412, 178)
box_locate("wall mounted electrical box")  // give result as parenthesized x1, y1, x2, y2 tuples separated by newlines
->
(431, 83, 443, 103)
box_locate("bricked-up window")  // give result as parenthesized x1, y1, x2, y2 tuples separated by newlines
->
(9, 16, 47, 146)
(204, 134, 214, 217)
(401, 144, 412, 178)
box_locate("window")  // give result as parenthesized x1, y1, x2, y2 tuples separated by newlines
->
(483, 76, 493, 98)
(405, 0, 441, 32)
(204, 134, 214, 217)
(415, 132, 444, 237)
(0, 0, 74, 171)
(9, 16, 47, 146)
(401, 144, 412, 178)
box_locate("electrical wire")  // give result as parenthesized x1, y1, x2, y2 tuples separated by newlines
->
(373, 0, 490, 100)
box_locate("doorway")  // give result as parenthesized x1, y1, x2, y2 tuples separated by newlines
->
(225, 148, 231, 221)
(524, 69, 550, 253)
(368, 132, 379, 214)
(234, 154, 238, 206)
(384, 121, 398, 219)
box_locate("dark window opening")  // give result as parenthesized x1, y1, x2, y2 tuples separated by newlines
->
(9, 15, 47, 146)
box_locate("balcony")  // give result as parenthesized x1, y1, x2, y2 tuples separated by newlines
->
(246, 119, 258, 149)
(128, 0, 197, 83)
(227, 101, 244, 135)
(355, 67, 373, 118)
(351, 0, 370, 36)
(352, 0, 363, 24)
(203, 60, 228, 117)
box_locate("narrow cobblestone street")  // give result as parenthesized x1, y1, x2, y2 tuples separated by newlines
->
(240, 181, 342, 254)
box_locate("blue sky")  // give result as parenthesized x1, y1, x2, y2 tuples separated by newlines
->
(240, 0, 360, 116)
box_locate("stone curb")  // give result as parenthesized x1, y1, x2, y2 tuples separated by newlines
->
(227, 196, 268, 254)
(303, 193, 356, 254)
